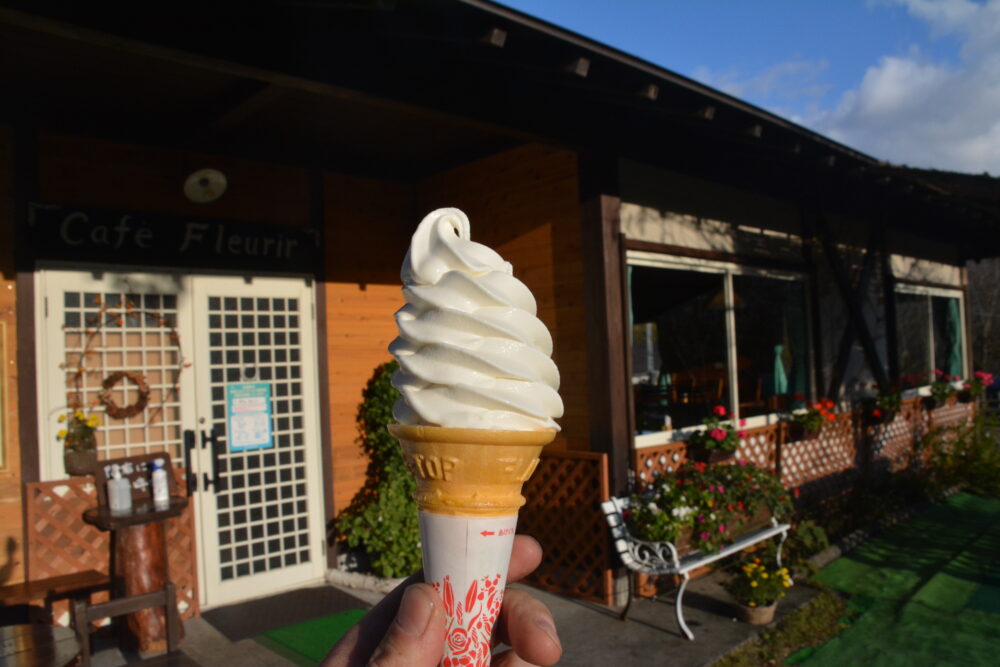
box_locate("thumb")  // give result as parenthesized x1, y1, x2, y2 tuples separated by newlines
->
(367, 583, 446, 667)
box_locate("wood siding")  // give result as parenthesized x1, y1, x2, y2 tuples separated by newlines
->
(324, 173, 412, 516)
(0, 125, 26, 587)
(416, 145, 588, 452)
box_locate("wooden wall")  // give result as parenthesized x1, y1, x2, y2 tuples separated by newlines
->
(416, 145, 588, 452)
(0, 125, 26, 587)
(323, 173, 412, 515)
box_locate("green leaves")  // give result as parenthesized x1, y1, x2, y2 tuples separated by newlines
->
(334, 361, 422, 578)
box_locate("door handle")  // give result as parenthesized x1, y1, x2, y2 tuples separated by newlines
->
(183, 429, 197, 495)
(201, 425, 225, 492)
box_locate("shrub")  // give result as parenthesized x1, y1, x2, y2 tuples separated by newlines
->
(687, 404, 740, 452)
(920, 412, 1000, 499)
(334, 361, 422, 578)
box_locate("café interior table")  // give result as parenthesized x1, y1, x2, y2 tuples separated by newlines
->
(81, 496, 187, 656)
(0, 624, 80, 667)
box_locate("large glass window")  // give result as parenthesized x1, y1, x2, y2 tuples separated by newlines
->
(896, 289, 964, 386)
(629, 258, 810, 433)
(630, 266, 728, 431)
(733, 275, 809, 418)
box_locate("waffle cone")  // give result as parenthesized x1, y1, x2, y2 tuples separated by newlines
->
(388, 424, 556, 517)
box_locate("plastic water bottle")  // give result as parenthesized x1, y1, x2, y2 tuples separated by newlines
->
(107, 464, 132, 516)
(151, 458, 169, 510)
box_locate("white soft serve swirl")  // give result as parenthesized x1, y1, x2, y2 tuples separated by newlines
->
(389, 208, 563, 431)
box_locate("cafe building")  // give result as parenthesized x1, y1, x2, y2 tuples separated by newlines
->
(2, 0, 999, 620)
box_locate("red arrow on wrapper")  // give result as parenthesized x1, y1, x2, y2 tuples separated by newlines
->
(480, 530, 495, 536)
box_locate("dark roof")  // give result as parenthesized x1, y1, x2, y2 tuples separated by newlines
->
(1, 0, 999, 257)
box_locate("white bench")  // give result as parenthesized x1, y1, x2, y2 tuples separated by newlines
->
(601, 496, 790, 640)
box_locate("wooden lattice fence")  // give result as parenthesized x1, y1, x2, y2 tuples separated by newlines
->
(520, 450, 612, 605)
(25, 470, 199, 625)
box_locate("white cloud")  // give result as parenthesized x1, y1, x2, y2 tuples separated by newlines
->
(693, 59, 832, 116)
(813, 0, 1000, 173)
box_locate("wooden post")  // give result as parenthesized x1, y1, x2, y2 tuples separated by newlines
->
(578, 153, 631, 498)
(116, 523, 173, 655)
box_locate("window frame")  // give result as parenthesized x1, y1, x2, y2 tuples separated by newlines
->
(627, 250, 814, 448)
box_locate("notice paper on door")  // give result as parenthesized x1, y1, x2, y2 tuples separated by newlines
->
(226, 382, 274, 452)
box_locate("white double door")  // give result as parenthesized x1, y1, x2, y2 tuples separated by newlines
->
(37, 269, 327, 607)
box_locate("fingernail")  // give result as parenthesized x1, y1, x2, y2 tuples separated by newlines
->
(534, 616, 561, 650)
(396, 585, 435, 637)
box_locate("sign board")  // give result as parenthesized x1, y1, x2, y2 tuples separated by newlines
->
(94, 452, 177, 508)
(226, 382, 274, 452)
(27, 202, 321, 273)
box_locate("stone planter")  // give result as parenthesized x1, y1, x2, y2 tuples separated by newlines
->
(64, 448, 97, 477)
(735, 601, 777, 625)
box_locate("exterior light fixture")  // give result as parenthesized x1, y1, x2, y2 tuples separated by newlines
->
(183, 168, 227, 203)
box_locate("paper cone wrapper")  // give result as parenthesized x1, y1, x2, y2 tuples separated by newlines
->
(388, 424, 556, 666)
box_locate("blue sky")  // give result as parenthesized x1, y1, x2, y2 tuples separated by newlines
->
(496, 1, 1000, 175)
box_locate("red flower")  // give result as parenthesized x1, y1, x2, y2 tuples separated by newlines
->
(793, 393, 805, 401)
(872, 408, 882, 418)
(738, 430, 747, 438)
(712, 405, 727, 417)
(793, 488, 801, 497)
(827, 413, 835, 422)
(694, 462, 707, 473)
(709, 428, 727, 441)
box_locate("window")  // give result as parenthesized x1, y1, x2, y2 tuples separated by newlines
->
(896, 287, 965, 387)
(629, 253, 811, 437)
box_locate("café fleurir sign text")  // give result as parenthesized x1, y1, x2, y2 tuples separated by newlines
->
(29, 203, 321, 272)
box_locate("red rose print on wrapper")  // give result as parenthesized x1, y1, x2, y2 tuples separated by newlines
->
(435, 575, 504, 667)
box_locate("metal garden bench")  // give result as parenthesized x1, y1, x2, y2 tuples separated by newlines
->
(601, 495, 790, 640)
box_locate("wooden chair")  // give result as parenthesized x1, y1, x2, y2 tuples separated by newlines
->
(0, 570, 111, 625)
(71, 582, 180, 666)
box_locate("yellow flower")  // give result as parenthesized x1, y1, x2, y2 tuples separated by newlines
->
(748, 601, 757, 607)
(761, 573, 769, 579)
(74, 410, 85, 420)
(58, 414, 66, 422)
(750, 581, 758, 588)
(57, 429, 68, 440)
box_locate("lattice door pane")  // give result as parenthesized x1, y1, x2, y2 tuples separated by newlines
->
(60, 290, 183, 462)
(205, 295, 311, 582)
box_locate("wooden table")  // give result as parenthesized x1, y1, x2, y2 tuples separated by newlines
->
(0, 624, 80, 667)
(82, 496, 187, 656)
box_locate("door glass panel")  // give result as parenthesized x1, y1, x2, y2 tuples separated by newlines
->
(206, 294, 310, 581)
(630, 266, 728, 430)
(60, 289, 182, 461)
(733, 275, 809, 416)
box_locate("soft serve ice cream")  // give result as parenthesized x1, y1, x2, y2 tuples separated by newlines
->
(388, 208, 562, 667)
(389, 207, 563, 430)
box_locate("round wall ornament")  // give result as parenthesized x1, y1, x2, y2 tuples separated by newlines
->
(99, 370, 151, 419)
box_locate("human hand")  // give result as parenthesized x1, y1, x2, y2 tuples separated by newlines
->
(323, 535, 562, 667)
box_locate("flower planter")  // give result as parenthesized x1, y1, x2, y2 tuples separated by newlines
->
(64, 448, 97, 477)
(921, 396, 939, 411)
(687, 446, 735, 464)
(735, 601, 777, 625)
(864, 409, 895, 426)
(787, 422, 820, 442)
(957, 389, 974, 404)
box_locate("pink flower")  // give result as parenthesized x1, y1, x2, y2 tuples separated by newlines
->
(707, 485, 716, 492)
(712, 405, 727, 417)
(710, 428, 727, 441)
(964, 383, 971, 390)
(719, 524, 727, 533)
(717, 484, 725, 493)
(738, 460, 748, 467)
(934, 369, 944, 376)
(738, 430, 747, 438)
(700, 532, 711, 541)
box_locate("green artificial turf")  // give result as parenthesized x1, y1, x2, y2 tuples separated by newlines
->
(800, 493, 1000, 666)
(254, 608, 367, 666)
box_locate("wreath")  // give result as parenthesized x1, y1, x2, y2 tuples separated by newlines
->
(99, 370, 151, 419)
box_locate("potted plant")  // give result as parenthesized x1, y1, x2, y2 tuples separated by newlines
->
(924, 370, 956, 410)
(725, 557, 794, 625)
(787, 396, 836, 441)
(958, 371, 993, 403)
(625, 460, 793, 556)
(58, 409, 102, 476)
(686, 405, 740, 462)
